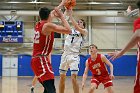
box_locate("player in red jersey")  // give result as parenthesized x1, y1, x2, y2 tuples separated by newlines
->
(82, 44, 114, 93)
(108, 1, 140, 93)
(31, 7, 71, 93)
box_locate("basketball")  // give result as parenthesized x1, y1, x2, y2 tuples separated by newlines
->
(64, 0, 76, 9)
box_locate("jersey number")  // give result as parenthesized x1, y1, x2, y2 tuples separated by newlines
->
(96, 69, 101, 75)
(71, 37, 74, 43)
(34, 31, 40, 43)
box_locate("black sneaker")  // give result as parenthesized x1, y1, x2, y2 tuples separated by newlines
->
(31, 87, 34, 93)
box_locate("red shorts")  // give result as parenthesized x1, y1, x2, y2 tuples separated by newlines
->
(134, 61, 140, 93)
(91, 75, 113, 88)
(31, 56, 54, 83)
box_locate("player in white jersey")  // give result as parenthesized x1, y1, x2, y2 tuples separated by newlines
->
(64, 28, 86, 53)
(59, 9, 88, 93)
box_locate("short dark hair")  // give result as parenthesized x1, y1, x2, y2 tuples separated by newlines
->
(89, 44, 98, 49)
(80, 19, 86, 28)
(137, 0, 140, 9)
(39, 7, 51, 20)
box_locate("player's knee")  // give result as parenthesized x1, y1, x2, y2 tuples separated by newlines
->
(60, 74, 66, 82)
(90, 83, 97, 90)
(106, 86, 114, 93)
(91, 85, 96, 90)
(71, 74, 77, 82)
(108, 90, 114, 93)
(89, 86, 96, 93)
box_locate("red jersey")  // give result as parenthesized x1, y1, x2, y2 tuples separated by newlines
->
(133, 18, 140, 32)
(32, 21, 54, 57)
(88, 54, 109, 76)
(133, 18, 140, 93)
(133, 18, 140, 62)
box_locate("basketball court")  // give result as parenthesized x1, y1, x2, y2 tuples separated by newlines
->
(0, 0, 139, 93)
(0, 76, 134, 93)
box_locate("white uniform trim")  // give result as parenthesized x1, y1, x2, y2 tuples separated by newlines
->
(37, 57, 46, 78)
(44, 57, 54, 74)
(104, 81, 113, 85)
(37, 56, 54, 78)
(91, 79, 99, 82)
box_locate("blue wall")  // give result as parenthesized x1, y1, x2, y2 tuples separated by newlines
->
(18, 54, 34, 76)
(0, 54, 137, 76)
(17, 54, 137, 76)
(0, 54, 2, 76)
(109, 55, 137, 76)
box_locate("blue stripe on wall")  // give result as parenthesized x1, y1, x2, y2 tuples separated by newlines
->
(0, 54, 2, 76)
(18, 54, 34, 76)
(108, 55, 137, 76)
(15, 54, 137, 76)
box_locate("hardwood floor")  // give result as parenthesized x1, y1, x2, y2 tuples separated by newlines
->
(0, 76, 134, 93)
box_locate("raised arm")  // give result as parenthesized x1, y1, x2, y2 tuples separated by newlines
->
(82, 60, 89, 90)
(108, 30, 140, 60)
(57, 0, 66, 9)
(126, 5, 139, 17)
(67, 9, 88, 35)
(42, 7, 71, 35)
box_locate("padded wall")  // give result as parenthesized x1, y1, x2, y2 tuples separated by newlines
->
(17, 55, 137, 76)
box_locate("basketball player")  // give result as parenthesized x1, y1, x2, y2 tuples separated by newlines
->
(82, 44, 114, 93)
(31, 7, 71, 93)
(59, 9, 88, 93)
(108, 1, 140, 93)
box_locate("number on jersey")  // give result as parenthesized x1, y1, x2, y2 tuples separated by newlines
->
(96, 69, 101, 75)
(34, 31, 40, 43)
(71, 37, 74, 43)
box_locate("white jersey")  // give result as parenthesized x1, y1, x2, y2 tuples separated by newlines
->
(64, 29, 87, 54)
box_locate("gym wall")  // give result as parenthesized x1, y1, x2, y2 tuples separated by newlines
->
(0, 54, 137, 76)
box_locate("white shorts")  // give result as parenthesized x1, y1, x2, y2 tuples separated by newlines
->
(59, 53, 80, 75)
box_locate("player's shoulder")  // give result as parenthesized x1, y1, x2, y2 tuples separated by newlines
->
(44, 22, 55, 27)
(100, 54, 106, 59)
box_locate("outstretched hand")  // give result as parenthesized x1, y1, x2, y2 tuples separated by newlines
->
(108, 51, 123, 61)
(126, 5, 132, 13)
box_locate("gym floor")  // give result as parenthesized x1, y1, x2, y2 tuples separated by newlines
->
(0, 76, 134, 93)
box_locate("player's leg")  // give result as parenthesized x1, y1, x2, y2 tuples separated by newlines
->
(40, 57, 55, 93)
(59, 73, 66, 93)
(71, 74, 79, 93)
(31, 56, 55, 93)
(32, 76, 38, 87)
(89, 77, 100, 93)
(42, 79, 56, 93)
(134, 74, 140, 93)
(134, 62, 140, 93)
(69, 55, 80, 93)
(88, 83, 97, 93)
(105, 86, 114, 93)
(31, 76, 38, 93)
(59, 54, 69, 93)
(102, 75, 114, 93)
